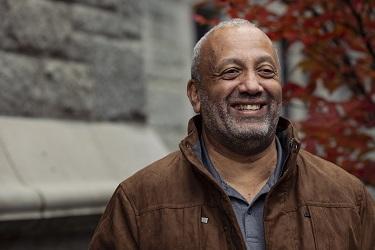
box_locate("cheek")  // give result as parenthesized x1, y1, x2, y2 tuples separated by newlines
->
(209, 81, 238, 101)
(266, 82, 282, 102)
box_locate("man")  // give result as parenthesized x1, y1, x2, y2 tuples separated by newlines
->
(90, 19, 374, 249)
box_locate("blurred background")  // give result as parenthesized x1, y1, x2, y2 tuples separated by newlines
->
(0, 0, 373, 249)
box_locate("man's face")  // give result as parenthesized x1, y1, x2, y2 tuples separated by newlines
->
(192, 25, 282, 154)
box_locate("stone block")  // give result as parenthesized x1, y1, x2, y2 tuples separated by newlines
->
(1, 0, 71, 54)
(89, 38, 145, 120)
(78, 0, 142, 15)
(0, 52, 95, 118)
(72, 4, 140, 39)
(147, 84, 192, 128)
(0, 38, 144, 121)
(76, 0, 120, 10)
(36, 59, 95, 118)
(117, 0, 143, 26)
(65, 33, 145, 120)
(0, 52, 41, 115)
(0, 1, 15, 50)
(64, 32, 93, 62)
(77, 0, 142, 35)
(143, 0, 193, 131)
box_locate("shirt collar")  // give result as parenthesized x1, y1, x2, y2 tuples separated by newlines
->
(192, 134, 285, 203)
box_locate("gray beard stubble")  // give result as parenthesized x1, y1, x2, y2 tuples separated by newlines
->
(200, 93, 281, 155)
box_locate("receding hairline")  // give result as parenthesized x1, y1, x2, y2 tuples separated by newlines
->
(203, 24, 274, 57)
(191, 19, 279, 83)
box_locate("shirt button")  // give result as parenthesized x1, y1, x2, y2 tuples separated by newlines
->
(247, 209, 252, 215)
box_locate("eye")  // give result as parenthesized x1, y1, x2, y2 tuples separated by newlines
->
(257, 66, 276, 79)
(221, 68, 241, 80)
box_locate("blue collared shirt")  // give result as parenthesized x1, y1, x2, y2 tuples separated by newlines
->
(193, 136, 284, 250)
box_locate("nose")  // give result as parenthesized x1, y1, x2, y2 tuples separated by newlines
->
(238, 70, 263, 94)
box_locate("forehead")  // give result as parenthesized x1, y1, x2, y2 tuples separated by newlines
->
(203, 25, 277, 65)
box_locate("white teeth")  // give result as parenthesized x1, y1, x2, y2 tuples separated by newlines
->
(237, 104, 261, 110)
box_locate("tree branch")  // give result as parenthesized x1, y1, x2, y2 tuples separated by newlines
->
(307, 6, 373, 103)
(343, 0, 375, 69)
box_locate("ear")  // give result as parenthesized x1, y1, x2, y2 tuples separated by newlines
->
(187, 80, 201, 113)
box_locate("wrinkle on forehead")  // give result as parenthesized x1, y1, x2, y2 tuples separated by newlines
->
(199, 25, 279, 78)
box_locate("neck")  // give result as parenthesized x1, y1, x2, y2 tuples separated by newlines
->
(202, 127, 277, 163)
(202, 128, 277, 201)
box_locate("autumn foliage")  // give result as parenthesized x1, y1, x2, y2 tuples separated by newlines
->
(195, 0, 375, 185)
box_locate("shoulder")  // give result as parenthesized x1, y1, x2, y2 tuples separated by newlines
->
(296, 149, 365, 205)
(297, 149, 361, 187)
(120, 150, 183, 191)
(116, 150, 204, 213)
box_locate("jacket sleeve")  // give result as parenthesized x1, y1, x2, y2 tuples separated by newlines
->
(89, 184, 139, 250)
(359, 185, 375, 250)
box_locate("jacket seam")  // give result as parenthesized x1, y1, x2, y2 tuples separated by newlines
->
(304, 201, 356, 208)
(118, 151, 182, 216)
(120, 183, 139, 214)
(306, 205, 319, 250)
(282, 202, 356, 214)
(119, 184, 140, 247)
(138, 203, 216, 215)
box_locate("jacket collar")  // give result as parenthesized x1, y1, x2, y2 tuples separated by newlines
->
(179, 115, 301, 243)
(180, 114, 301, 189)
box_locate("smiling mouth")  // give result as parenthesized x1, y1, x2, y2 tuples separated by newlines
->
(233, 104, 264, 111)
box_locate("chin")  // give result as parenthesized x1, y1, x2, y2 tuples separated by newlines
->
(222, 133, 274, 155)
(227, 120, 271, 138)
(222, 120, 277, 154)
(231, 129, 270, 141)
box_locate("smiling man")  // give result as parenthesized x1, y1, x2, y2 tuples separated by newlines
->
(90, 19, 374, 250)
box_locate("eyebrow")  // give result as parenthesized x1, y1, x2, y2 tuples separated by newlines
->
(214, 58, 244, 73)
(254, 55, 277, 68)
(214, 55, 277, 73)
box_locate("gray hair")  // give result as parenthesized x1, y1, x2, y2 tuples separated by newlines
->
(190, 19, 256, 83)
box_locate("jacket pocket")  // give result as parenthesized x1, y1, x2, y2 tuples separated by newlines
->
(138, 206, 200, 250)
(306, 203, 361, 250)
(137, 205, 229, 250)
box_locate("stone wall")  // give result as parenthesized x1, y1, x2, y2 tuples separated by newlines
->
(0, 0, 145, 121)
(143, 0, 195, 148)
(0, 0, 195, 248)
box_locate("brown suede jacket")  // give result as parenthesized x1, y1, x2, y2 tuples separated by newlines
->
(89, 116, 375, 250)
